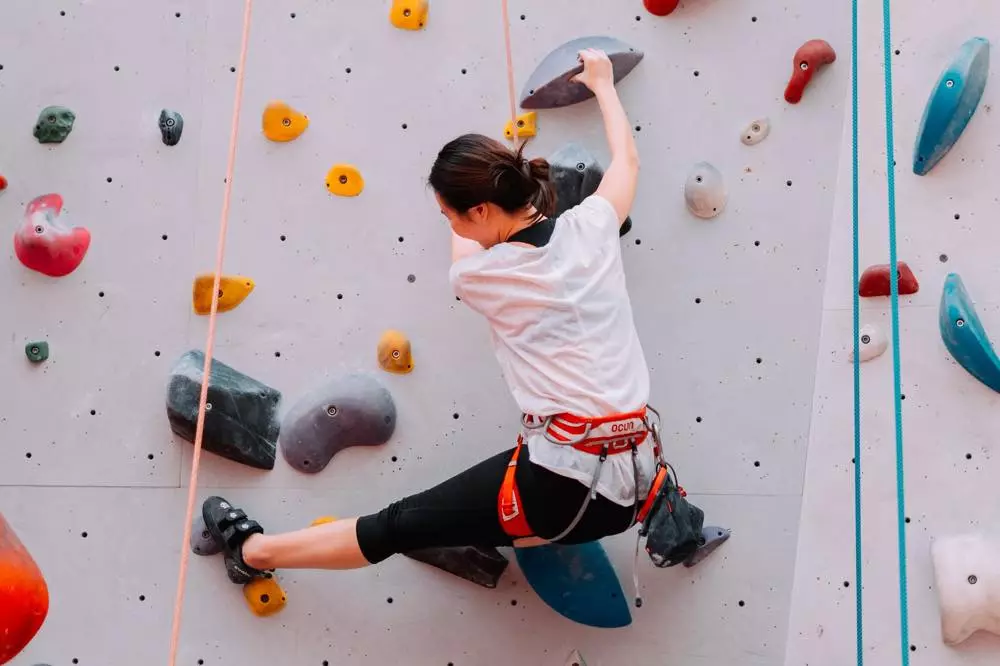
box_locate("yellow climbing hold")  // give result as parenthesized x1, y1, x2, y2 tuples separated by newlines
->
(325, 164, 364, 197)
(504, 112, 537, 140)
(310, 516, 337, 527)
(192, 274, 255, 315)
(243, 572, 287, 617)
(262, 101, 309, 142)
(389, 0, 428, 30)
(377, 330, 414, 374)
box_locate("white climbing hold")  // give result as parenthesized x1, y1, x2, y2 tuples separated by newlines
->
(931, 532, 1000, 646)
(684, 162, 727, 219)
(740, 118, 770, 145)
(565, 649, 588, 666)
(849, 323, 888, 363)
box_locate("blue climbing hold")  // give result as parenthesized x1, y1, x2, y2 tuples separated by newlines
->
(939, 273, 1000, 393)
(515, 541, 631, 628)
(913, 37, 989, 176)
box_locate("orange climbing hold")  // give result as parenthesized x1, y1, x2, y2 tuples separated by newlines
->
(784, 39, 836, 104)
(390, 0, 428, 30)
(192, 274, 255, 315)
(0, 513, 49, 664)
(377, 330, 414, 374)
(326, 164, 364, 197)
(858, 262, 919, 297)
(310, 516, 337, 527)
(262, 101, 309, 142)
(243, 572, 287, 617)
(504, 112, 537, 140)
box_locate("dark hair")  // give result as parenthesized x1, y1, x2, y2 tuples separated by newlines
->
(428, 133, 556, 223)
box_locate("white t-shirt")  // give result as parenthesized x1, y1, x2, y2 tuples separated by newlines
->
(449, 195, 655, 506)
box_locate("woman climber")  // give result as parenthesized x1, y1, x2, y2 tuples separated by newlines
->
(201, 48, 659, 584)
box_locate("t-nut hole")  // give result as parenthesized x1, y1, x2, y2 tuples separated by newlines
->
(956, 318, 966, 328)
(800, 61, 810, 70)
(946, 79, 955, 88)
(403, 8, 412, 16)
(392, 350, 400, 359)
(575, 162, 586, 171)
(339, 175, 349, 184)
(34, 225, 45, 234)
(327, 405, 339, 417)
(695, 176, 703, 183)
(861, 334, 871, 344)
(282, 117, 291, 126)
(205, 402, 213, 411)
(969, 575, 978, 585)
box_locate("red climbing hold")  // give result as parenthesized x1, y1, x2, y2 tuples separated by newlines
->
(858, 262, 919, 297)
(0, 513, 49, 664)
(784, 39, 836, 104)
(0, 175, 8, 192)
(14, 193, 91, 277)
(643, 0, 680, 16)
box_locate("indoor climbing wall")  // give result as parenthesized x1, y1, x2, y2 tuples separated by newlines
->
(1, 1, 850, 665)
(785, 1, 1000, 665)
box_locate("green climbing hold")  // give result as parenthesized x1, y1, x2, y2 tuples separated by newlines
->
(25, 341, 49, 363)
(33, 106, 76, 144)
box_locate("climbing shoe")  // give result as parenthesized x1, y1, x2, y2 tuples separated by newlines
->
(202, 495, 266, 584)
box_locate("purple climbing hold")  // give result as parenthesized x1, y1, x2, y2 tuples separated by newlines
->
(190, 515, 221, 556)
(520, 36, 644, 110)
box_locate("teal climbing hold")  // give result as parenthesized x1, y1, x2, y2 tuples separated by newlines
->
(24, 341, 49, 363)
(913, 37, 989, 176)
(515, 541, 631, 628)
(939, 273, 1000, 393)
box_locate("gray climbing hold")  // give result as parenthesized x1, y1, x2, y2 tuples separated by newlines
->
(405, 546, 509, 589)
(549, 142, 631, 236)
(684, 162, 727, 219)
(740, 118, 770, 146)
(33, 106, 76, 144)
(190, 515, 221, 556)
(684, 525, 731, 568)
(159, 109, 184, 146)
(520, 36, 644, 110)
(279, 373, 397, 474)
(166, 349, 282, 470)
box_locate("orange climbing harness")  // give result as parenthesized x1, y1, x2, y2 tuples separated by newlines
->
(498, 406, 667, 541)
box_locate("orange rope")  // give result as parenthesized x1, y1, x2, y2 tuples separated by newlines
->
(166, 0, 254, 663)
(499, 0, 521, 149)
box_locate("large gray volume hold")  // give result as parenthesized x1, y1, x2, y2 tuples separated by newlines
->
(280, 373, 397, 474)
(549, 143, 632, 236)
(520, 36, 644, 109)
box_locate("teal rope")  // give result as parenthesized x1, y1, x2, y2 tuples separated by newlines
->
(878, 0, 911, 662)
(850, 0, 863, 660)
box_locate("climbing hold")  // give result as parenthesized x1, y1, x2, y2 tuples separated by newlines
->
(516, 541, 631, 628)
(405, 546, 509, 589)
(683, 526, 732, 568)
(279, 373, 397, 474)
(643, 0, 679, 16)
(24, 341, 49, 364)
(158, 109, 184, 146)
(549, 143, 632, 236)
(190, 515, 221, 556)
(389, 0, 428, 30)
(0, 174, 7, 192)
(931, 532, 1000, 645)
(166, 349, 282, 470)
(858, 262, 919, 297)
(262, 101, 309, 142)
(784, 39, 836, 104)
(191, 274, 255, 315)
(243, 572, 287, 617)
(740, 118, 770, 146)
(0, 512, 49, 664)
(33, 106, 76, 143)
(310, 516, 337, 527)
(504, 111, 537, 140)
(520, 36, 644, 110)
(684, 162, 727, 219)
(14, 194, 91, 278)
(849, 324, 888, 363)
(377, 330, 414, 374)
(939, 273, 1000, 393)
(913, 37, 990, 176)
(325, 164, 364, 197)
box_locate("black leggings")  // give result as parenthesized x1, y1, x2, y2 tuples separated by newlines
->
(356, 444, 637, 563)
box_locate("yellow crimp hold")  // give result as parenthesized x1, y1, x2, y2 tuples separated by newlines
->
(326, 164, 364, 197)
(262, 101, 309, 142)
(310, 516, 337, 527)
(390, 0, 428, 30)
(192, 275, 255, 315)
(243, 572, 287, 617)
(377, 330, 414, 374)
(504, 112, 537, 140)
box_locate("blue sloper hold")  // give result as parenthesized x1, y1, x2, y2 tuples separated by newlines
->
(939, 273, 1000, 393)
(549, 143, 632, 236)
(520, 36, 643, 110)
(913, 37, 989, 176)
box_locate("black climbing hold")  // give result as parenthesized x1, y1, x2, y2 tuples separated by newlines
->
(279, 373, 397, 474)
(25, 341, 49, 363)
(405, 545, 509, 589)
(683, 526, 732, 568)
(166, 349, 282, 470)
(190, 515, 221, 556)
(549, 143, 632, 236)
(159, 109, 184, 146)
(520, 36, 644, 110)
(33, 105, 76, 143)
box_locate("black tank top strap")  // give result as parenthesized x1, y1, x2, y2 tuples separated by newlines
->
(506, 217, 556, 248)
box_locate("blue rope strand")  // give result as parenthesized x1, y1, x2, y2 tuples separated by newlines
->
(878, 0, 911, 662)
(850, 0, 863, 660)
